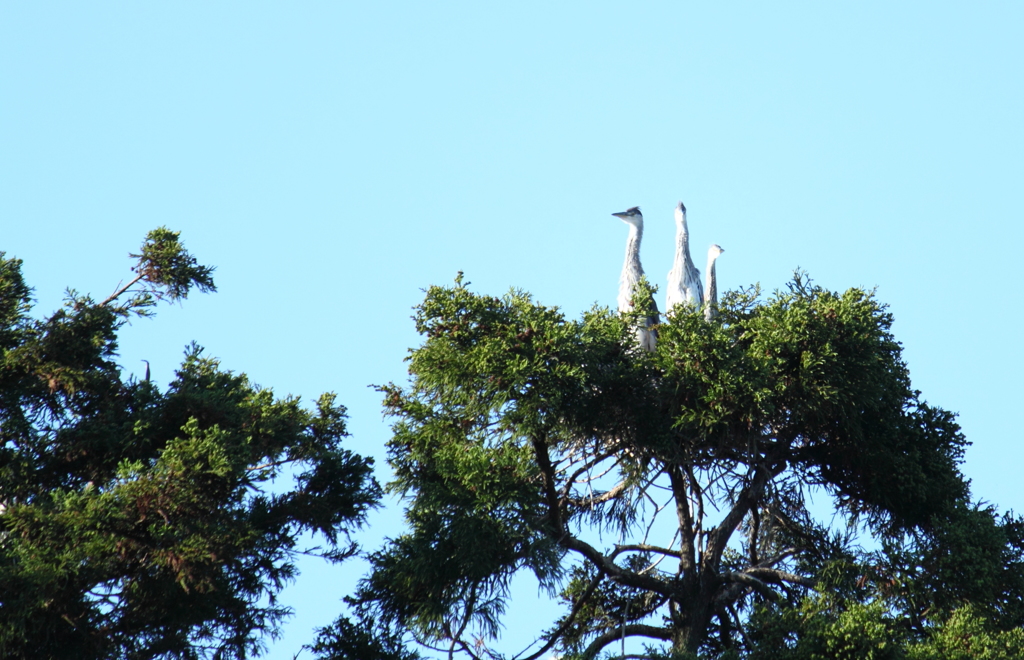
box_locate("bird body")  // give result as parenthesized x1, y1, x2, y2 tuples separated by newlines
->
(704, 244, 724, 321)
(665, 201, 703, 314)
(612, 207, 659, 351)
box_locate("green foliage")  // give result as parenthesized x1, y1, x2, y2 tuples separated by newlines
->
(308, 615, 422, 660)
(755, 600, 903, 660)
(0, 234, 379, 660)
(104, 226, 217, 317)
(906, 606, 1024, 660)
(747, 577, 905, 660)
(658, 275, 966, 527)
(742, 503, 1024, 660)
(747, 591, 1024, 660)
(875, 502, 1024, 633)
(332, 273, 990, 658)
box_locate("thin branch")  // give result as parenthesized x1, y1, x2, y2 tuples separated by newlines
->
(748, 506, 760, 566)
(727, 602, 753, 650)
(704, 461, 782, 573)
(514, 574, 604, 660)
(685, 463, 706, 560)
(446, 585, 478, 660)
(642, 531, 679, 574)
(640, 484, 672, 547)
(742, 567, 815, 589)
(580, 624, 673, 660)
(560, 448, 620, 502)
(757, 546, 801, 568)
(570, 480, 629, 508)
(560, 534, 673, 596)
(720, 571, 779, 602)
(246, 460, 288, 473)
(100, 273, 145, 307)
(611, 544, 682, 560)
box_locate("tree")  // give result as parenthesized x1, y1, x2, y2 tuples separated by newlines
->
(0, 229, 380, 659)
(320, 273, 987, 659)
(743, 500, 1024, 659)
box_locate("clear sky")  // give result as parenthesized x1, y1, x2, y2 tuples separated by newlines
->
(3, 3, 1023, 658)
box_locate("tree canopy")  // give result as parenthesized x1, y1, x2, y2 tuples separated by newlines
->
(4, 232, 1021, 660)
(0, 229, 380, 659)
(318, 274, 1023, 659)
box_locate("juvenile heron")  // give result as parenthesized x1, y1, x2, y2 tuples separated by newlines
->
(612, 206, 659, 351)
(704, 244, 725, 321)
(665, 201, 703, 314)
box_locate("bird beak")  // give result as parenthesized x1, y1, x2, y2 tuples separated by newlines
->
(612, 212, 626, 218)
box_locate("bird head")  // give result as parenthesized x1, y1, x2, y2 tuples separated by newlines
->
(612, 206, 643, 228)
(708, 244, 724, 261)
(674, 201, 688, 226)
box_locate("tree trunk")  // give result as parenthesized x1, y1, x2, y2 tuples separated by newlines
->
(671, 580, 716, 656)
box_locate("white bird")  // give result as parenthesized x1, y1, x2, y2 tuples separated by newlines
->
(612, 206, 659, 351)
(665, 201, 703, 314)
(704, 244, 725, 321)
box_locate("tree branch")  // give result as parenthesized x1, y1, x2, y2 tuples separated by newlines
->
(100, 273, 145, 307)
(569, 480, 629, 508)
(757, 546, 801, 569)
(581, 623, 673, 660)
(719, 571, 780, 602)
(704, 461, 781, 573)
(560, 448, 621, 503)
(611, 543, 682, 560)
(743, 567, 815, 589)
(560, 534, 673, 596)
(515, 573, 604, 660)
(668, 465, 696, 573)
(748, 505, 760, 566)
(714, 566, 814, 608)
(532, 433, 565, 537)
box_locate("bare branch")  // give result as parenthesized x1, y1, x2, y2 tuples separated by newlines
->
(559, 447, 620, 502)
(743, 567, 815, 589)
(514, 574, 604, 660)
(727, 603, 753, 649)
(748, 506, 760, 566)
(100, 273, 145, 307)
(569, 480, 629, 508)
(757, 546, 801, 568)
(611, 543, 682, 560)
(720, 571, 779, 602)
(560, 534, 673, 596)
(640, 485, 672, 547)
(580, 623, 673, 660)
(668, 465, 696, 573)
(704, 461, 782, 573)
(532, 434, 566, 537)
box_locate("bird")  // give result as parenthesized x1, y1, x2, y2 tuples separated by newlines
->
(612, 206, 659, 351)
(665, 201, 703, 314)
(141, 359, 150, 383)
(704, 244, 725, 321)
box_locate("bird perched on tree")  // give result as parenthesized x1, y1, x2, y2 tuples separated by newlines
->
(612, 206, 659, 351)
(665, 201, 703, 314)
(704, 244, 725, 321)
(141, 359, 150, 383)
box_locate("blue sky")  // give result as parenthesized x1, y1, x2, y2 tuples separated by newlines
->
(3, 3, 1023, 657)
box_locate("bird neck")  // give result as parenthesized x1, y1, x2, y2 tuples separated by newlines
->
(623, 223, 643, 275)
(673, 219, 691, 266)
(705, 258, 718, 305)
